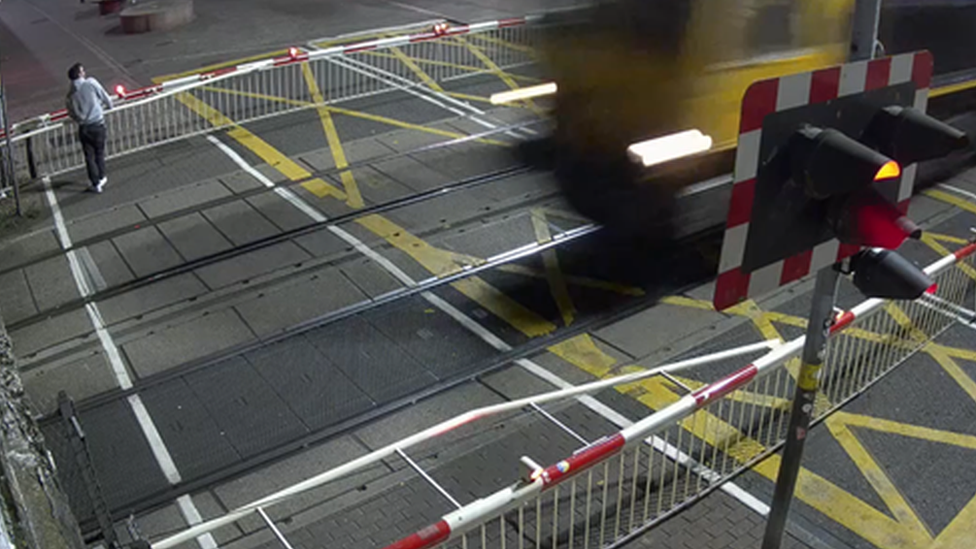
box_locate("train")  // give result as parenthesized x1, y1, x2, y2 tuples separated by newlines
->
(520, 0, 976, 240)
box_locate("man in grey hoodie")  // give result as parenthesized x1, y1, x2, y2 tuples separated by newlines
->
(66, 63, 113, 193)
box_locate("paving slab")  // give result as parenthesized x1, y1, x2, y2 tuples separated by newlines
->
(364, 295, 499, 380)
(121, 309, 256, 378)
(245, 192, 316, 233)
(185, 356, 309, 459)
(9, 308, 92, 358)
(292, 229, 351, 260)
(304, 316, 439, 405)
(298, 138, 393, 172)
(0, 269, 38, 325)
(338, 257, 403, 298)
(253, 163, 289, 185)
(329, 166, 414, 207)
(435, 210, 535, 259)
(211, 434, 384, 532)
(202, 200, 281, 247)
(139, 376, 243, 480)
(353, 382, 503, 451)
(75, 399, 172, 510)
(85, 240, 136, 289)
(113, 226, 185, 278)
(245, 336, 376, 431)
(193, 241, 313, 290)
(138, 179, 234, 219)
(371, 154, 453, 193)
(158, 212, 235, 262)
(233, 267, 369, 338)
(220, 171, 266, 195)
(97, 273, 209, 326)
(22, 254, 80, 312)
(0, 230, 61, 271)
(594, 301, 729, 361)
(20, 353, 119, 416)
(66, 204, 147, 243)
(376, 128, 452, 153)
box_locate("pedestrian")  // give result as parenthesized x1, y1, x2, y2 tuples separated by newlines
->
(66, 63, 113, 193)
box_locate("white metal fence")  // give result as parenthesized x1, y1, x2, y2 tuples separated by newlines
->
(145, 241, 976, 549)
(2, 17, 542, 190)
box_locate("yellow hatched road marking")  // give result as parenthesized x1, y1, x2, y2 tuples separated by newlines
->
(923, 188, 976, 214)
(175, 92, 345, 199)
(355, 214, 557, 337)
(199, 86, 311, 108)
(927, 344, 976, 404)
(198, 85, 510, 146)
(466, 33, 537, 55)
(391, 47, 445, 92)
(827, 419, 932, 537)
(531, 210, 575, 326)
(921, 234, 976, 281)
(301, 62, 364, 208)
(361, 50, 542, 83)
(453, 36, 543, 115)
(178, 75, 976, 549)
(927, 232, 971, 245)
(324, 104, 511, 146)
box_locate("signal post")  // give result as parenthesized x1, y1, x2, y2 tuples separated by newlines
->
(712, 51, 969, 549)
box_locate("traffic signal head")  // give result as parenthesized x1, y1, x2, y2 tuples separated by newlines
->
(791, 126, 900, 200)
(851, 248, 935, 300)
(828, 188, 921, 249)
(864, 106, 970, 165)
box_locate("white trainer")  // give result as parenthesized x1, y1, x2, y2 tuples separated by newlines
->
(96, 177, 107, 193)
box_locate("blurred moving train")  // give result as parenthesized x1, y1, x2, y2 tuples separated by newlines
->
(522, 0, 976, 240)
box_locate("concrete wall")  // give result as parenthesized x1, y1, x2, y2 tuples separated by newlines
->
(0, 310, 86, 549)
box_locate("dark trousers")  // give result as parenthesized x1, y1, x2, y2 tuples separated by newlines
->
(79, 123, 107, 187)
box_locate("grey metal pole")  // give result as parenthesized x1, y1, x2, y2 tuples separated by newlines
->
(0, 44, 21, 216)
(851, 0, 883, 61)
(761, 265, 840, 549)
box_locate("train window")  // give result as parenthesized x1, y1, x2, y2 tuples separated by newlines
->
(745, 0, 799, 55)
(595, 0, 694, 56)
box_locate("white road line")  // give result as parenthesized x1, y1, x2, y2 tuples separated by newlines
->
(176, 495, 218, 549)
(129, 394, 181, 484)
(207, 137, 773, 520)
(937, 183, 976, 202)
(41, 177, 209, 548)
(330, 56, 521, 137)
(78, 247, 108, 292)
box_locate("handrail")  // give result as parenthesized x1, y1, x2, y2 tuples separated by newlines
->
(4, 15, 544, 142)
(149, 340, 779, 549)
(383, 240, 976, 549)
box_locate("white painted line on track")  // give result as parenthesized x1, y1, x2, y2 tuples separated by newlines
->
(176, 495, 218, 549)
(206, 133, 774, 520)
(42, 176, 210, 549)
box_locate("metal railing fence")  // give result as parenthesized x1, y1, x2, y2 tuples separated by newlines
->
(2, 17, 543, 192)
(145, 241, 976, 549)
(385, 242, 976, 549)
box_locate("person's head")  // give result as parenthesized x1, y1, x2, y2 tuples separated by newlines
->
(68, 63, 86, 81)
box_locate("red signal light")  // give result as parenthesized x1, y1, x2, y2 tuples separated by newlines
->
(874, 161, 901, 181)
(433, 22, 449, 35)
(115, 85, 126, 98)
(289, 47, 301, 59)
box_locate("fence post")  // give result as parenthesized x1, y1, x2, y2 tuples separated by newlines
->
(851, 0, 883, 61)
(58, 391, 119, 548)
(26, 137, 37, 180)
(762, 266, 840, 549)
